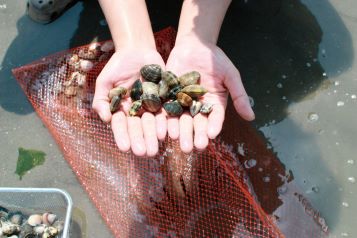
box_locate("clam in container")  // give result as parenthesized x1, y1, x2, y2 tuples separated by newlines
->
(0, 187, 72, 238)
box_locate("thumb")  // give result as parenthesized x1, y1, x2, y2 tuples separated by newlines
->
(92, 71, 113, 123)
(224, 64, 255, 121)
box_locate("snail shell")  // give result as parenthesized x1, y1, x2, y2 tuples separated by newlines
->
(178, 71, 200, 87)
(190, 100, 202, 117)
(180, 84, 207, 98)
(109, 86, 127, 100)
(8, 211, 24, 225)
(33, 224, 46, 235)
(64, 85, 77, 97)
(79, 60, 94, 72)
(130, 79, 143, 101)
(1, 220, 20, 235)
(177, 92, 193, 107)
(42, 213, 56, 225)
(129, 100, 144, 117)
(27, 214, 42, 226)
(142, 82, 159, 96)
(68, 54, 80, 67)
(141, 94, 161, 113)
(110, 95, 122, 113)
(140, 64, 162, 84)
(167, 85, 183, 100)
(78, 48, 99, 60)
(100, 41, 115, 52)
(200, 103, 213, 114)
(19, 224, 34, 238)
(158, 79, 169, 100)
(43, 226, 58, 238)
(162, 71, 179, 88)
(163, 101, 183, 117)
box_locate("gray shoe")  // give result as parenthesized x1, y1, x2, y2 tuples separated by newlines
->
(27, 0, 78, 24)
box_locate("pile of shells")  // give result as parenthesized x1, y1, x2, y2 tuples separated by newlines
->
(63, 41, 115, 97)
(109, 64, 213, 117)
(0, 206, 64, 238)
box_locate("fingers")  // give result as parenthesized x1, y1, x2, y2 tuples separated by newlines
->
(207, 104, 225, 139)
(179, 113, 193, 153)
(128, 117, 146, 157)
(142, 112, 159, 157)
(92, 75, 112, 123)
(111, 111, 130, 152)
(225, 66, 255, 121)
(155, 111, 167, 141)
(193, 113, 209, 150)
(168, 117, 180, 140)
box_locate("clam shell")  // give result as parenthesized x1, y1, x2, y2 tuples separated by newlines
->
(27, 214, 42, 226)
(52, 221, 64, 233)
(142, 82, 159, 96)
(43, 226, 58, 237)
(79, 60, 94, 72)
(168, 85, 183, 100)
(130, 79, 143, 101)
(163, 101, 183, 117)
(162, 71, 179, 88)
(178, 71, 200, 87)
(141, 94, 161, 113)
(42, 213, 56, 225)
(181, 84, 207, 98)
(140, 64, 162, 83)
(1, 221, 20, 235)
(177, 92, 193, 107)
(158, 79, 169, 99)
(200, 103, 213, 114)
(110, 95, 122, 113)
(129, 100, 144, 117)
(8, 211, 24, 225)
(189, 100, 202, 117)
(33, 225, 45, 235)
(19, 224, 34, 238)
(100, 41, 115, 52)
(109, 86, 127, 100)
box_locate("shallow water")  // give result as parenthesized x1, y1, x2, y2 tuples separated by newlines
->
(0, 0, 356, 237)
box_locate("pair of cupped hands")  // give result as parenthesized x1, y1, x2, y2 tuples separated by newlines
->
(92, 37, 255, 157)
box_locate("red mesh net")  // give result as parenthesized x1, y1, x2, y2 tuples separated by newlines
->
(12, 27, 328, 238)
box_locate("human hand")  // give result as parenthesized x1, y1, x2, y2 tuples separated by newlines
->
(92, 48, 167, 157)
(165, 37, 255, 153)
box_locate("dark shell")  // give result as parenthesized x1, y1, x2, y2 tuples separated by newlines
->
(110, 95, 121, 113)
(200, 103, 213, 114)
(78, 48, 100, 60)
(129, 100, 144, 117)
(167, 85, 183, 100)
(109, 86, 127, 99)
(158, 79, 169, 100)
(181, 84, 208, 98)
(130, 79, 143, 101)
(8, 211, 24, 225)
(189, 100, 202, 117)
(178, 71, 200, 87)
(177, 92, 193, 107)
(0, 206, 9, 218)
(162, 71, 179, 88)
(163, 101, 183, 117)
(140, 64, 162, 83)
(141, 94, 161, 113)
(142, 82, 159, 96)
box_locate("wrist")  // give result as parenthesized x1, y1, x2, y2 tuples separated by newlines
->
(175, 33, 216, 48)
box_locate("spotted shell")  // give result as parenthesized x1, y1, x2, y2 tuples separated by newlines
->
(109, 86, 127, 100)
(110, 95, 122, 113)
(178, 71, 200, 87)
(142, 82, 159, 96)
(177, 92, 193, 107)
(163, 101, 183, 117)
(140, 64, 162, 84)
(141, 94, 161, 113)
(129, 100, 144, 117)
(200, 103, 213, 114)
(181, 84, 207, 98)
(158, 79, 169, 100)
(168, 85, 183, 100)
(130, 79, 143, 101)
(162, 71, 179, 88)
(189, 100, 202, 117)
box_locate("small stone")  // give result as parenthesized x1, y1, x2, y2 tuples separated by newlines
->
(276, 83, 283, 88)
(263, 176, 270, 183)
(351, 94, 356, 99)
(342, 202, 349, 207)
(244, 159, 257, 169)
(308, 112, 319, 122)
(337, 101, 345, 107)
(347, 177, 355, 183)
(347, 159, 354, 165)
(312, 186, 319, 193)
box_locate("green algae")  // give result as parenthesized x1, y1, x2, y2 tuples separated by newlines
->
(15, 147, 46, 180)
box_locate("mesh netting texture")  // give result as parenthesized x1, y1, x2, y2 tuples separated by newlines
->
(12, 28, 328, 238)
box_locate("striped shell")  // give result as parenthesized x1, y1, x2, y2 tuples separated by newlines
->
(189, 100, 202, 117)
(163, 101, 183, 117)
(141, 94, 161, 113)
(158, 79, 169, 100)
(129, 100, 144, 117)
(130, 79, 143, 101)
(200, 103, 213, 114)
(168, 85, 183, 100)
(109, 86, 127, 100)
(177, 92, 193, 107)
(142, 82, 159, 96)
(110, 95, 121, 113)
(140, 64, 162, 83)
(181, 84, 207, 98)
(162, 71, 179, 88)
(178, 71, 200, 87)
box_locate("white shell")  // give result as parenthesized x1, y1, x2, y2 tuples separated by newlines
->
(33, 225, 46, 234)
(42, 213, 57, 225)
(28, 214, 42, 226)
(79, 60, 94, 72)
(88, 42, 101, 51)
(100, 41, 115, 52)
